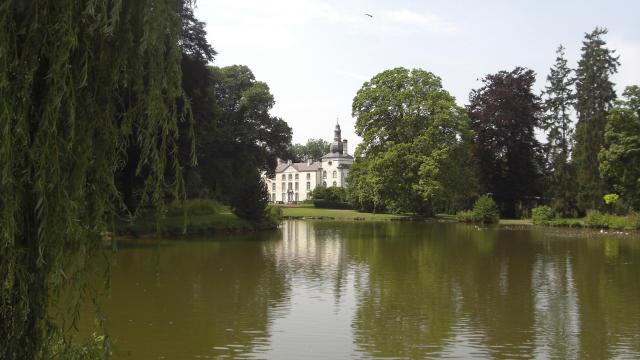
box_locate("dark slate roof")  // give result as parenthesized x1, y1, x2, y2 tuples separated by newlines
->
(275, 161, 322, 173)
(321, 152, 354, 160)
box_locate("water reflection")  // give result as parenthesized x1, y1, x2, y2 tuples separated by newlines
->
(95, 221, 640, 359)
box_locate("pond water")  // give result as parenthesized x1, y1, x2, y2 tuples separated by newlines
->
(91, 221, 640, 359)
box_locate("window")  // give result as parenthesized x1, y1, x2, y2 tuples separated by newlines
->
(306, 173, 310, 180)
(272, 183, 275, 191)
(281, 183, 285, 191)
(333, 181, 337, 187)
(328, 161, 332, 166)
(271, 193, 275, 202)
(288, 183, 292, 190)
(288, 174, 292, 180)
(295, 182, 299, 190)
(323, 170, 327, 179)
(282, 174, 286, 181)
(295, 174, 299, 180)
(295, 193, 299, 201)
(323, 181, 327, 187)
(333, 170, 337, 178)
(306, 182, 311, 190)
(282, 193, 286, 202)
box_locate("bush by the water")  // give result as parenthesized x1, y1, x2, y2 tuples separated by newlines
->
(455, 196, 499, 224)
(456, 210, 474, 223)
(532, 205, 555, 225)
(585, 210, 640, 230)
(265, 205, 283, 225)
(472, 195, 500, 224)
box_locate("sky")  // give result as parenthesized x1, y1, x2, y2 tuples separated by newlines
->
(194, 0, 640, 150)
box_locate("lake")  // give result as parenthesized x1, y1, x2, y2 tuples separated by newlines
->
(90, 221, 640, 359)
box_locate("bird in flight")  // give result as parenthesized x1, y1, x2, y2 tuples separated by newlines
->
(364, 13, 373, 18)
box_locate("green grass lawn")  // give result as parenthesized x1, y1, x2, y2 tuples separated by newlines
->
(280, 206, 411, 220)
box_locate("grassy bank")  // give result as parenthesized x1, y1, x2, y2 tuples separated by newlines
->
(280, 206, 412, 220)
(116, 199, 277, 238)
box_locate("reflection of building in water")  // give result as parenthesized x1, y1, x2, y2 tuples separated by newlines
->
(276, 221, 350, 302)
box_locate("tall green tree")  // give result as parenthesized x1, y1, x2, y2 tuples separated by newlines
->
(541, 45, 577, 215)
(349, 67, 476, 215)
(467, 67, 543, 218)
(0, 1, 190, 358)
(197, 65, 292, 219)
(599, 86, 640, 210)
(573, 27, 620, 211)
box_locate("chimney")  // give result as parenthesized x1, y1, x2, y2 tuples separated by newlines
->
(342, 139, 348, 155)
(307, 158, 312, 165)
(277, 158, 283, 165)
(287, 159, 292, 165)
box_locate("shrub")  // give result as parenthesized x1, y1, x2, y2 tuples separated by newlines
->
(585, 210, 609, 228)
(265, 205, 283, 225)
(472, 195, 500, 224)
(456, 210, 474, 223)
(313, 199, 352, 209)
(532, 205, 555, 225)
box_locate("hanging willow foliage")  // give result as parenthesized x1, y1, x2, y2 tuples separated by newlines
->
(0, 0, 192, 358)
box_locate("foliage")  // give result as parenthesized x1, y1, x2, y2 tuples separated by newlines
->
(311, 186, 347, 202)
(532, 206, 555, 225)
(472, 196, 500, 224)
(228, 170, 271, 222)
(313, 199, 352, 209)
(348, 67, 476, 215)
(603, 194, 619, 206)
(467, 67, 543, 218)
(265, 205, 283, 225)
(0, 1, 190, 358)
(311, 186, 350, 209)
(455, 210, 475, 223)
(193, 65, 292, 221)
(290, 139, 330, 162)
(541, 46, 578, 216)
(573, 27, 620, 212)
(598, 86, 640, 211)
(166, 199, 224, 217)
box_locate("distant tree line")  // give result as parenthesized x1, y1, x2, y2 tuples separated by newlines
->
(348, 28, 638, 218)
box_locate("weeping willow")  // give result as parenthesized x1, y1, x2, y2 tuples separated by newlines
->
(0, 1, 192, 358)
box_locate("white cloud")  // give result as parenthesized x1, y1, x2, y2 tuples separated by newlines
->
(380, 9, 460, 35)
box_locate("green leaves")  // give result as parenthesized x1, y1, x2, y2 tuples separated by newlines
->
(1, 1, 191, 357)
(348, 67, 475, 215)
(598, 86, 640, 210)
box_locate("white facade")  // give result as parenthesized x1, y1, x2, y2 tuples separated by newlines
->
(264, 123, 354, 203)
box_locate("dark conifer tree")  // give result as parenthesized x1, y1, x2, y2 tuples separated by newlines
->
(541, 45, 577, 216)
(468, 67, 543, 218)
(573, 27, 620, 211)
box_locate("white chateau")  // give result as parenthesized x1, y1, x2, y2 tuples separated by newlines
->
(264, 123, 354, 203)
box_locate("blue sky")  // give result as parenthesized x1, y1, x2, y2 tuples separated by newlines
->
(195, 0, 640, 149)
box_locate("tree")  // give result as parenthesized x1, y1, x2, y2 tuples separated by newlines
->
(573, 27, 620, 211)
(291, 138, 330, 162)
(349, 67, 476, 215)
(541, 45, 577, 215)
(1, 1, 189, 358)
(196, 65, 292, 219)
(599, 86, 640, 210)
(467, 67, 543, 218)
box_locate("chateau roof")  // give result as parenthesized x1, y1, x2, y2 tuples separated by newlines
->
(275, 161, 322, 173)
(321, 152, 354, 160)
